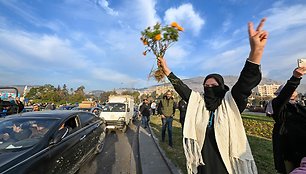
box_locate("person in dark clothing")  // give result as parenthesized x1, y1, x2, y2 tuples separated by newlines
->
(178, 98, 188, 130)
(268, 67, 306, 174)
(0, 101, 16, 117)
(15, 97, 24, 113)
(157, 18, 268, 174)
(157, 90, 176, 147)
(139, 98, 151, 128)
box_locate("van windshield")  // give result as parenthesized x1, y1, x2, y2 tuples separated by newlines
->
(102, 103, 126, 112)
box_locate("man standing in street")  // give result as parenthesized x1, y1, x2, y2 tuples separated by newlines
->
(139, 98, 151, 128)
(158, 90, 176, 147)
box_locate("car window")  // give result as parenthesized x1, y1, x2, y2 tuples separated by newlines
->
(0, 118, 57, 151)
(78, 113, 95, 126)
(59, 116, 80, 135)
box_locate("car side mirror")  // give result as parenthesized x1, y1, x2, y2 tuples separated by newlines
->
(127, 108, 130, 112)
(50, 127, 69, 145)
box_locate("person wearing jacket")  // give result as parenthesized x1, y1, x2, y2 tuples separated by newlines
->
(157, 18, 268, 174)
(15, 97, 24, 113)
(178, 98, 188, 130)
(157, 90, 176, 147)
(139, 98, 151, 128)
(267, 67, 306, 174)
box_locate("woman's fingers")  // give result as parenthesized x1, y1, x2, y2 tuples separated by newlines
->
(256, 18, 266, 32)
(248, 22, 254, 37)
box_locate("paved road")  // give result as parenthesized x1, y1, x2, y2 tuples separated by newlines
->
(78, 121, 141, 174)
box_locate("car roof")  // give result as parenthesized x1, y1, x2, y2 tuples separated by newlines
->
(5, 110, 88, 120)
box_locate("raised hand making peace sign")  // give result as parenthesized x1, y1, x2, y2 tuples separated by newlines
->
(248, 18, 269, 64)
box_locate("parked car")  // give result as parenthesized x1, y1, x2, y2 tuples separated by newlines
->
(57, 105, 76, 110)
(247, 105, 266, 113)
(22, 106, 33, 112)
(0, 110, 106, 174)
(72, 107, 103, 116)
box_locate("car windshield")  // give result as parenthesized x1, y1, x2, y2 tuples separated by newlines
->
(0, 118, 57, 150)
(102, 103, 126, 112)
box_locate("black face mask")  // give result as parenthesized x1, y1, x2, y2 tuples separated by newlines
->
(204, 86, 227, 111)
(203, 74, 229, 111)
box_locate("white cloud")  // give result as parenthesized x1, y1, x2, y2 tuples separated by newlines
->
(82, 41, 106, 55)
(207, 38, 232, 50)
(0, 1, 63, 31)
(134, 0, 160, 27)
(257, 3, 306, 81)
(264, 4, 306, 33)
(222, 17, 231, 33)
(164, 3, 205, 36)
(199, 46, 249, 74)
(165, 45, 189, 66)
(96, 0, 119, 16)
(0, 27, 146, 89)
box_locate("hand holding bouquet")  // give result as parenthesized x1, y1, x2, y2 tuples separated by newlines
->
(141, 22, 184, 82)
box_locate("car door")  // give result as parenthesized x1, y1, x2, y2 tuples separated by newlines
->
(78, 113, 103, 157)
(47, 114, 86, 174)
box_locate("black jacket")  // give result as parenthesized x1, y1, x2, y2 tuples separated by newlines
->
(271, 75, 306, 172)
(139, 103, 151, 116)
(178, 99, 188, 123)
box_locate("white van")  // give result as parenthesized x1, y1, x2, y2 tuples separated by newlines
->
(99, 95, 134, 132)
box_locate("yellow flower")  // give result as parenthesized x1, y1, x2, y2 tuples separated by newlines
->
(171, 22, 179, 28)
(154, 34, 161, 41)
(171, 22, 184, 31)
(177, 26, 184, 31)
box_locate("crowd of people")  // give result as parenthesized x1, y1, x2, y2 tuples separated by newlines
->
(138, 90, 188, 148)
(0, 98, 63, 117)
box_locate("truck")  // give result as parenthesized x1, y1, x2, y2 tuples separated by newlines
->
(99, 95, 134, 132)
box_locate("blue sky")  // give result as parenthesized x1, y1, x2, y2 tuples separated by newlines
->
(1, 0, 306, 91)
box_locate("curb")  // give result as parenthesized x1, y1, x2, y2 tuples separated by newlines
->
(148, 124, 183, 174)
(135, 124, 142, 174)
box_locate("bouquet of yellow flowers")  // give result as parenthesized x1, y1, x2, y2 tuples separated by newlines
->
(141, 22, 184, 82)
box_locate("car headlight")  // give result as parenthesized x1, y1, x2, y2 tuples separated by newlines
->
(118, 117, 125, 121)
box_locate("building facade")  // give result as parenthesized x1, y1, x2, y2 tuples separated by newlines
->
(257, 84, 280, 97)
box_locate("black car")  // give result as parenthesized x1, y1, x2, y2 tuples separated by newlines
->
(71, 107, 103, 116)
(0, 110, 106, 174)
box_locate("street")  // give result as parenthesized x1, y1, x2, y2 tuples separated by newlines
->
(78, 121, 141, 174)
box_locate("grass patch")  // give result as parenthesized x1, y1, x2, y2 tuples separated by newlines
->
(150, 111, 276, 174)
(242, 113, 274, 122)
(248, 135, 276, 174)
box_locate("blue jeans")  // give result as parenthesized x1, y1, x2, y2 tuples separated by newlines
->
(161, 117, 173, 147)
(142, 115, 148, 127)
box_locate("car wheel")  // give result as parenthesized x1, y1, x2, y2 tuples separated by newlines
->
(95, 132, 106, 154)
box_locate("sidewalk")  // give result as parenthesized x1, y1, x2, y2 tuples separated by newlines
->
(138, 126, 181, 174)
